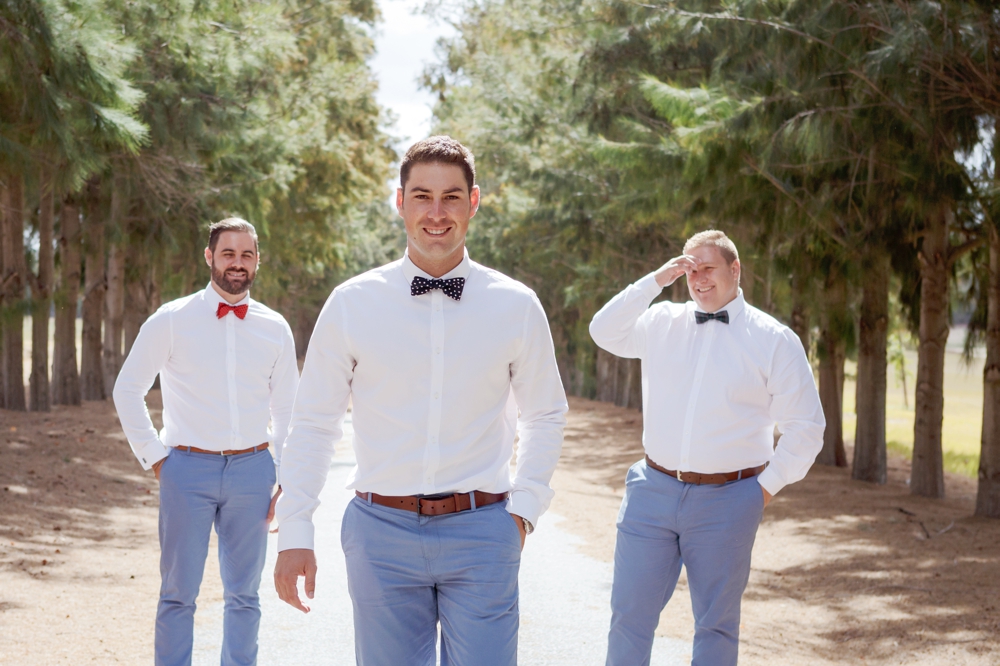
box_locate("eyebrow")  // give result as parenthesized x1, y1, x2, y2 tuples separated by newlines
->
(409, 186, 466, 194)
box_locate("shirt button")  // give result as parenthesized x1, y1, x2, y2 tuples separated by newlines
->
(433, 392, 440, 399)
(435, 347, 441, 354)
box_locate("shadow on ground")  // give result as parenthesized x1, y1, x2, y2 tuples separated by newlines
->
(560, 396, 1000, 664)
(0, 393, 162, 583)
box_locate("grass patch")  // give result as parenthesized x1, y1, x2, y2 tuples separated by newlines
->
(886, 440, 980, 479)
(843, 346, 982, 480)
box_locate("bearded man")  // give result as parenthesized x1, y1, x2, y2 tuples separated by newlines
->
(590, 230, 825, 666)
(114, 218, 299, 666)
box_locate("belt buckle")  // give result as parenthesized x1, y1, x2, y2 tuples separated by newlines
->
(677, 471, 688, 483)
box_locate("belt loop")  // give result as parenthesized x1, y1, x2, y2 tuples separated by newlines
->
(469, 491, 477, 511)
(366, 492, 373, 506)
(737, 469, 743, 481)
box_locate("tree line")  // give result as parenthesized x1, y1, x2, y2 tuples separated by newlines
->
(0, 0, 398, 411)
(424, 0, 1000, 517)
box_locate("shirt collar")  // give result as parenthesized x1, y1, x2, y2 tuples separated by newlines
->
(401, 247, 472, 284)
(204, 282, 250, 313)
(694, 288, 745, 321)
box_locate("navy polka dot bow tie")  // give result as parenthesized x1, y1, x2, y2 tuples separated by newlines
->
(695, 310, 729, 324)
(411, 276, 465, 301)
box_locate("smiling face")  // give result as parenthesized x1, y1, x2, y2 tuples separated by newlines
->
(686, 244, 741, 313)
(396, 162, 480, 277)
(204, 231, 258, 299)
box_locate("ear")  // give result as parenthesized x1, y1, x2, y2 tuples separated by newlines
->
(732, 258, 741, 284)
(469, 185, 481, 219)
(396, 187, 404, 216)
(204, 247, 212, 267)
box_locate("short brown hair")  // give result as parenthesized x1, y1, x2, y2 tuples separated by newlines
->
(399, 136, 476, 193)
(208, 218, 258, 252)
(683, 230, 739, 264)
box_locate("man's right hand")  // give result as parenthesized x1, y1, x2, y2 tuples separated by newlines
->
(654, 254, 701, 288)
(152, 458, 166, 481)
(274, 548, 317, 613)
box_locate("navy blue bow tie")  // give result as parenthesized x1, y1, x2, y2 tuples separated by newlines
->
(411, 276, 465, 301)
(695, 310, 729, 324)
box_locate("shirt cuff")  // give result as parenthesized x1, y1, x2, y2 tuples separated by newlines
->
(134, 440, 169, 471)
(277, 520, 315, 552)
(756, 466, 785, 496)
(636, 272, 664, 299)
(506, 489, 542, 530)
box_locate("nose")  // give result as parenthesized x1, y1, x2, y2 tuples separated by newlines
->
(428, 197, 446, 222)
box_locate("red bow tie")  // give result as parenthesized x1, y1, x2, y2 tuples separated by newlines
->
(217, 303, 249, 320)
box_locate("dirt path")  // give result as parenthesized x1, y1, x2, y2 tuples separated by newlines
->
(1, 395, 998, 664)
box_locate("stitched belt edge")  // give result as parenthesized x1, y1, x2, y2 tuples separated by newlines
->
(355, 490, 509, 515)
(175, 443, 269, 456)
(645, 455, 767, 485)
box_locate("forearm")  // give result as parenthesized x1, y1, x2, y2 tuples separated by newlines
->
(275, 424, 342, 551)
(589, 273, 661, 358)
(508, 415, 566, 528)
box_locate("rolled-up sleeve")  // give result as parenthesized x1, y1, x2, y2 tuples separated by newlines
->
(275, 293, 353, 552)
(112, 308, 171, 470)
(757, 328, 826, 495)
(506, 294, 569, 528)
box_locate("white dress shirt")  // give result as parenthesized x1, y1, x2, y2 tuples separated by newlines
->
(589, 274, 824, 495)
(276, 250, 568, 551)
(113, 283, 299, 483)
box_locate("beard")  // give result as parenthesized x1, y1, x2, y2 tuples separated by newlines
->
(211, 259, 256, 296)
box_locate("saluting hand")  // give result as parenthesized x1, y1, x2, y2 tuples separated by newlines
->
(654, 255, 701, 288)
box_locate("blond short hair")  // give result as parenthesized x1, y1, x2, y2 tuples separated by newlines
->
(683, 230, 739, 265)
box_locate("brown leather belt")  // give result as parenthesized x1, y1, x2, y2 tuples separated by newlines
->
(175, 443, 269, 456)
(355, 490, 509, 516)
(645, 455, 766, 486)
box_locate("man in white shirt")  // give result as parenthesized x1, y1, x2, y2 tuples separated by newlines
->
(113, 218, 299, 666)
(590, 230, 825, 666)
(273, 136, 568, 665)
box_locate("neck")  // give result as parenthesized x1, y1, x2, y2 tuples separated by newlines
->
(210, 280, 247, 305)
(408, 245, 464, 278)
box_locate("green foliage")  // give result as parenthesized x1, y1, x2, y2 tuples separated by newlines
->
(427, 0, 1000, 398)
(3, 0, 397, 348)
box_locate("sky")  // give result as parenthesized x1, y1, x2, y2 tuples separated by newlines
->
(370, 0, 456, 152)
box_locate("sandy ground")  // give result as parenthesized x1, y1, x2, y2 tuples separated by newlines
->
(1, 394, 998, 664)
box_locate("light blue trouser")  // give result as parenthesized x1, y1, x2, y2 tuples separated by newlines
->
(156, 448, 275, 666)
(342, 495, 522, 666)
(606, 459, 765, 666)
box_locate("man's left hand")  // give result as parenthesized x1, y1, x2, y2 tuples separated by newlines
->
(510, 513, 527, 551)
(267, 487, 282, 533)
(762, 486, 772, 508)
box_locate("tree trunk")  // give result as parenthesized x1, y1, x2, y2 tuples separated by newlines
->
(816, 269, 848, 467)
(911, 204, 950, 498)
(853, 245, 890, 484)
(103, 241, 125, 391)
(30, 167, 55, 412)
(596, 347, 619, 404)
(1, 172, 27, 411)
(52, 198, 81, 406)
(790, 272, 810, 355)
(978, 224, 1000, 517)
(80, 193, 105, 400)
